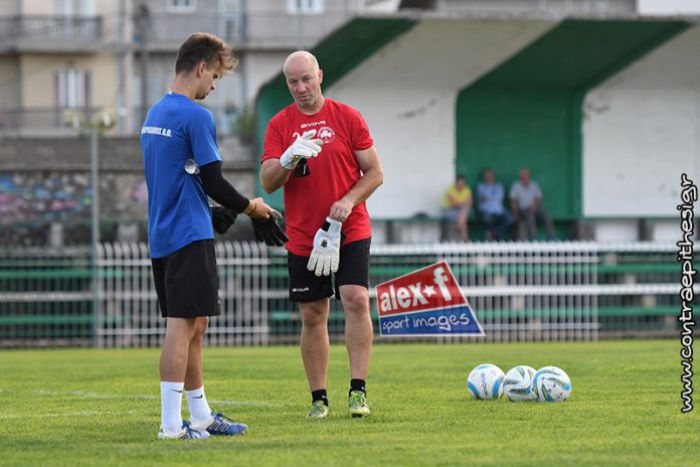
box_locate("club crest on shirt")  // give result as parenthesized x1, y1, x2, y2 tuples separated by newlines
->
(317, 126, 335, 144)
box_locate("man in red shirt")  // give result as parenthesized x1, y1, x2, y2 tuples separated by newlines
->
(261, 51, 384, 418)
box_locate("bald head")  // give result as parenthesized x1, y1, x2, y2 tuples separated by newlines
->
(283, 50, 324, 113)
(519, 168, 531, 184)
(283, 50, 319, 76)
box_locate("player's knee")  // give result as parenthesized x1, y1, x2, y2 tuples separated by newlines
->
(340, 287, 369, 314)
(194, 317, 209, 339)
(299, 302, 328, 326)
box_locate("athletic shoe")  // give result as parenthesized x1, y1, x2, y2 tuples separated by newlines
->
(348, 390, 371, 418)
(158, 421, 210, 440)
(191, 412, 248, 436)
(307, 400, 330, 418)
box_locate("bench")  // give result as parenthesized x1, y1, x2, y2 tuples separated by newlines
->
(372, 216, 580, 243)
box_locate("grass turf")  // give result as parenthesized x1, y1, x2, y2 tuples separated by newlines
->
(0, 340, 696, 466)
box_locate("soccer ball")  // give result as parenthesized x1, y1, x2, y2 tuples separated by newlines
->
(503, 365, 537, 401)
(467, 364, 505, 400)
(533, 366, 572, 402)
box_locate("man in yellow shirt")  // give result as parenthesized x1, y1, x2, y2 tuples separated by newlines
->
(442, 174, 472, 241)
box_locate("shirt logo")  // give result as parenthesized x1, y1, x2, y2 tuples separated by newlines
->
(141, 126, 172, 138)
(300, 120, 326, 129)
(317, 126, 335, 144)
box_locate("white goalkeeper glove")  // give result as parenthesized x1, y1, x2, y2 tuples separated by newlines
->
(307, 217, 342, 277)
(280, 129, 323, 170)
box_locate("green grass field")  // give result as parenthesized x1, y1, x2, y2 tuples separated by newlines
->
(0, 340, 696, 466)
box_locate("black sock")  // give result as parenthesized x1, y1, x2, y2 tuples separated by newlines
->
(350, 379, 366, 395)
(311, 389, 328, 406)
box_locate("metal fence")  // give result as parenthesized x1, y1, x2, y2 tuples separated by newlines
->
(0, 15, 102, 43)
(0, 241, 687, 348)
(0, 105, 242, 137)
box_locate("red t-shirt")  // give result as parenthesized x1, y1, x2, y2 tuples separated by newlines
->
(262, 98, 374, 256)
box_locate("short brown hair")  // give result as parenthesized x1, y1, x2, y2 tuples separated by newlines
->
(175, 32, 237, 74)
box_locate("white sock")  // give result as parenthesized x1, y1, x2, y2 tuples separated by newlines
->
(186, 386, 213, 426)
(160, 381, 184, 434)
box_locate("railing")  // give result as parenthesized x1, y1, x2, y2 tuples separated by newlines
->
(0, 105, 243, 137)
(0, 107, 101, 135)
(0, 9, 355, 47)
(0, 15, 102, 42)
(0, 241, 688, 348)
(136, 10, 353, 48)
(140, 14, 239, 46)
(242, 10, 352, 47)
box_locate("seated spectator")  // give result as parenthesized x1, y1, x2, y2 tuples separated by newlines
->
(509, 168, 555, 240)
(441, 174, 472, 241)
(477, 168, 513, 240)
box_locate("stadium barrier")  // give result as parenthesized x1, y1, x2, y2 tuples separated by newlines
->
(0, 241, 686, 347)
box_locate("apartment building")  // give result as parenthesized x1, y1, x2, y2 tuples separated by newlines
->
(0, 0, 374, 137)
(0, 0, 132, 135)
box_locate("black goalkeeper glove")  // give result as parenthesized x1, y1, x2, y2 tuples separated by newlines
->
(212, 206, 238, 234)
(252, 210, 289, 246)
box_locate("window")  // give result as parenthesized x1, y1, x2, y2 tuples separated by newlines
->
(167, 0, 197, 13)
(54, 0, 93, 16)
(287, 0, 324, 14)
(55, 69, 90, 108)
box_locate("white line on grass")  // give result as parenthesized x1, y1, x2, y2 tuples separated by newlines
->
(209, 399, 283, 407)
(3, 410, 139, 419)
(31, 389, 282, 407)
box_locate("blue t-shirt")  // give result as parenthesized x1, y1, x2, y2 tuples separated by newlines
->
(140, 92, 221, 258)
(477, 182, 505, 215)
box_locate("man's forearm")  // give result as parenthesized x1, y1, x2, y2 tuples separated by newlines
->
(341, 167, 383, 207)
(260, 160, 291, 194)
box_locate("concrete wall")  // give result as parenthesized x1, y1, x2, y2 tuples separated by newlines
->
(438, 0, 635, 16)
(246, 0, 354, 48)
(146, 0, 223, 46)
(583, 25, 700, 218)
(0, 1, 19, 15)
(95, 0, 130, 43)
(243, 51, 288, 104)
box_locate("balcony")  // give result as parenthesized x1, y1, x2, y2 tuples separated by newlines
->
(0, 105, 244, 138)
(0, 15, 103, 52)
(243, 10, 352, 49)
(137, 10, 353, 52)
(0, 107, 102, 137)
(139, 14, 236, 51)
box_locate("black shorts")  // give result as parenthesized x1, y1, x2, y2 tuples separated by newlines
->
(288, 238, 371, 302)
(151, 239, 221, 318)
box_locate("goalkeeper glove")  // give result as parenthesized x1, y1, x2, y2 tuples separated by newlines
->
(252, 210, 289, 246)
(307, 217, 342, 277)
(211, 206, 237, 234)
(279, 129, 323, 170)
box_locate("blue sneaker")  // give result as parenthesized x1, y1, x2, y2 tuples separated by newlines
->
(158, 421, 210, 440)
(192, 412, 248, 436)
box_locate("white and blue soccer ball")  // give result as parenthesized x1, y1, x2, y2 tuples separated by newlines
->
(467, 364, 504, 400)
(533, 366, 572, 402)
(503, 365, 537, 401)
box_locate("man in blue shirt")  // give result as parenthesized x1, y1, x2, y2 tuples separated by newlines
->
(477, 168, 513, 240)
(141, 32, 287, 440)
